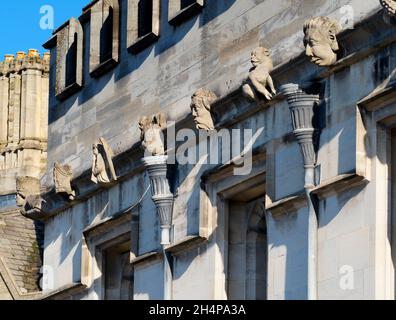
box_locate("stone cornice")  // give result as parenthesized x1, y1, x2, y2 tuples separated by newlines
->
(0, 140, 48, 155)
(164, 235, 207, 255)
(266, 173, 368, 216)
(35, 10, 392, 221)
(130, 235, 208, 265)
(37, 283, 87, 300)
(358, 81, 396, 112)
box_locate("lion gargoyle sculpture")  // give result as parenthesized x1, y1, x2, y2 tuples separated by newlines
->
(242, 47, 276, 101)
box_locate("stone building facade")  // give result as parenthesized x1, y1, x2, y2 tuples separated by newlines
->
(0, 50, 49, 299)
(26, 0, 396, 300)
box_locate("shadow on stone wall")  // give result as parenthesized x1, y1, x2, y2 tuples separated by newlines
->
(48, 0, 238, 124)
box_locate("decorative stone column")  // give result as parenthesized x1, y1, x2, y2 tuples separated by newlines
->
(281, 83, 319, 180)
(142, 155, 174, 246)
(280, 83, 321, 300)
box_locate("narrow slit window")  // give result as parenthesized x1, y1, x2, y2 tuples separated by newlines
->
(138, 0, 153, 38)
(127, 0, 160, 53)
(100, 6, 114, 64)
(43, 18, 83, 100)
(65, 33, 78, 87)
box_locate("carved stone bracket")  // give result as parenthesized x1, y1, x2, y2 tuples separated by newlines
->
(53, 162, 76, 201)
(142, 155, 174, 246)
(16, 176, 48, 216)
(280, 83, 322, 300)
(281, 83, 320, 168)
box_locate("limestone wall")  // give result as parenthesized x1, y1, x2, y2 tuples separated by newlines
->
(40, 0, 396, 300)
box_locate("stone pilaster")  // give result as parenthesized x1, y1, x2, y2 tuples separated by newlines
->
(0, 74, 9, 149)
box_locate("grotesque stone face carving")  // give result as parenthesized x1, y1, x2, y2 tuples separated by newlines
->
(303, 17, 341, 67)
(191, 88, 217, 131)
(380, 0, 396, 16)
(16, 176, 40, 208)
(91, 137, 117, 185)
(53, 162, 76, 200)
(16, 176, 46, 215)
(139, 113, 167, 156)
(242, 47, 276, 101)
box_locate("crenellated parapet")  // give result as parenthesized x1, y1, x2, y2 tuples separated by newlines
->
(0, 49, 50, 77)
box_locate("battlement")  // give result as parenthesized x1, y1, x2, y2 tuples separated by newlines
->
(0, 49, 50, 76)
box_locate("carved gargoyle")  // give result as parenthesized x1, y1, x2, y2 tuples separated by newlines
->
(303, 17, 341, 67)
(91, 137, 117, 185)
(139, 113, 167, 156)
(242, 47, 276, 101)
(53, 162, 76, 200)
(191, 88, 217, 131)
(16, 176, 47, 215)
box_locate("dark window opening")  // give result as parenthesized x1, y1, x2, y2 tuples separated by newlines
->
(100, 7, 114, 63)
(138, 0, 153, 38)
(104, 241, 134, 300)
(181, 0, 195, 9)
(65, 33, 78, 87)
(227, 199, 267, 300)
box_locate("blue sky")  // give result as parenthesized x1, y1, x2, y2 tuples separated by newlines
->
(0, 1, 89, 58)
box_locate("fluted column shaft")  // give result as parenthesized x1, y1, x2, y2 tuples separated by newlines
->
(281, 83, 321, 300)
(142, 155, 174, 246)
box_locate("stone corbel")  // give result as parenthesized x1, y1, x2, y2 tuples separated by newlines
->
(16, 176, 48, 218)
(53, 162, 76, 201)
(142, 156, 174, 246)
(139, 113, 174, 246)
